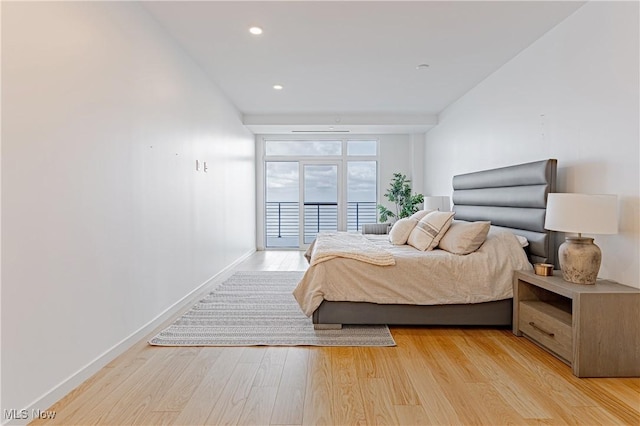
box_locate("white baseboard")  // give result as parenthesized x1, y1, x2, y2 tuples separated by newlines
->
(5, 248, 256, 426)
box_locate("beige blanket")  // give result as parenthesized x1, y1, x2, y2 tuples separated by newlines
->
(308, 232, 396, 267)
(294, 227, 533, 316)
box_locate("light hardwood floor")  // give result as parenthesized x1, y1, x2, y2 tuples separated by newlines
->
(33, 251, 639, 425)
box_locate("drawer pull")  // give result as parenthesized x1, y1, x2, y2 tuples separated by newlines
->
(529, 321, 555, 337)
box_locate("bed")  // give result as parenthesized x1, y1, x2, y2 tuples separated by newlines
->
(293, 159, 557, 328)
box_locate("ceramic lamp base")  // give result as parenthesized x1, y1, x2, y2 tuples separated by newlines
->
(558, 237, 601, 285)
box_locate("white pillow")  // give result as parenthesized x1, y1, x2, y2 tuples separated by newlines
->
(515, 235, 529, 247)
(388, 218, 418, 245)
(407, 211, 455, 251)
(438, 221, 490, 255)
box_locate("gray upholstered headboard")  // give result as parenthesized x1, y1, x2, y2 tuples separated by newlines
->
(452, 159, 557, 265)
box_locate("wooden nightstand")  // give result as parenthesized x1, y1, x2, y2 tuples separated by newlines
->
(513, 269, 640, 378)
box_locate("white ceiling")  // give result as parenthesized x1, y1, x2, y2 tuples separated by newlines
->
(142, 1, 584, 134)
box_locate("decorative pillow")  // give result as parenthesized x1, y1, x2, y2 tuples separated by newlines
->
(515, 235, 529, 247)
(438, 221, 491, 255)
(409, 209, 434, 222)
(389, 218, 418, 245)
(407, 211, 455, 251)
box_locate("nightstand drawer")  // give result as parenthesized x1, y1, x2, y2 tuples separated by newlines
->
(519, 301, 572, 362)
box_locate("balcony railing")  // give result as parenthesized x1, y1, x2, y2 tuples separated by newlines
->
(303, 202, 338, 244)
(347, 201, 377, 232)
(265, 201, 299, 238)
(265, 201, 377, 248)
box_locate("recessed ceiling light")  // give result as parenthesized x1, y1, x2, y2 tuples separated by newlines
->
(249, 26, 263, 35)
(273, 84, 283, 90)
(416, 63, 430, 70)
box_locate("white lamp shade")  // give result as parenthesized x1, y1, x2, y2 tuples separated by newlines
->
(424, 196, 451, 212)
(545, 193, 618, 235)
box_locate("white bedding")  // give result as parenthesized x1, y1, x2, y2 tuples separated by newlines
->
(293, 227, 533, 316)
(309, 232, 395, 266)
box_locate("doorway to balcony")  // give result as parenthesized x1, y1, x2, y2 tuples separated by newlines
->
(263, 139, 378, 249)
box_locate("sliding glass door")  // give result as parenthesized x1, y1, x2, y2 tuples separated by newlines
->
(265, 162, 299, 248)
(263, 139, 378, 249)
(303, 163, 340, 244)
(347, 161, 377, 232)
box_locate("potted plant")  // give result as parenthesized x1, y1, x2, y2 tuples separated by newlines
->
(378, 173, 424, 223)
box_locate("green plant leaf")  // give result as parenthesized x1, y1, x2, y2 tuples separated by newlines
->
(377, 205, 395, 224)
(379, 173, 424, 221)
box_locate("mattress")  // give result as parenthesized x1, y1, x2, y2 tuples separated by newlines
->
(293, 227, 532, 316)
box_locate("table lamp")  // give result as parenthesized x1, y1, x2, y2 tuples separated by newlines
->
(424, 196, 451, 212)
(544, 193, 618, 284)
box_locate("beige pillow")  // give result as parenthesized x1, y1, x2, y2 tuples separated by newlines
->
(515, 234, 529, 247)
(438, 221, 491, 255)
(410, 209, 434, 222)
(388, 218, 418, 245)
(407, 211, 455, 251)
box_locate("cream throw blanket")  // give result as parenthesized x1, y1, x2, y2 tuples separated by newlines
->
(309, 232, 395, 266)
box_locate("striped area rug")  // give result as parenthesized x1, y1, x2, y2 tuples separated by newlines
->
(149, 271, 396, 347)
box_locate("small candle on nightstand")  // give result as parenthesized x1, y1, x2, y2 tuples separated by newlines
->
(534, 263, 554, 276)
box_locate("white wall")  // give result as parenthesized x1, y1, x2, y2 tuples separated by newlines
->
(410, 133, 426, 197)
(1, 1, 256, 417)
(423, 2, 639, 287)
(379, 134, 417, 208)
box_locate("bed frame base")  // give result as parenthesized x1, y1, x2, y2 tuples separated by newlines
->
(312, 299, 513, 327)
(313, 323, 343, 330)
